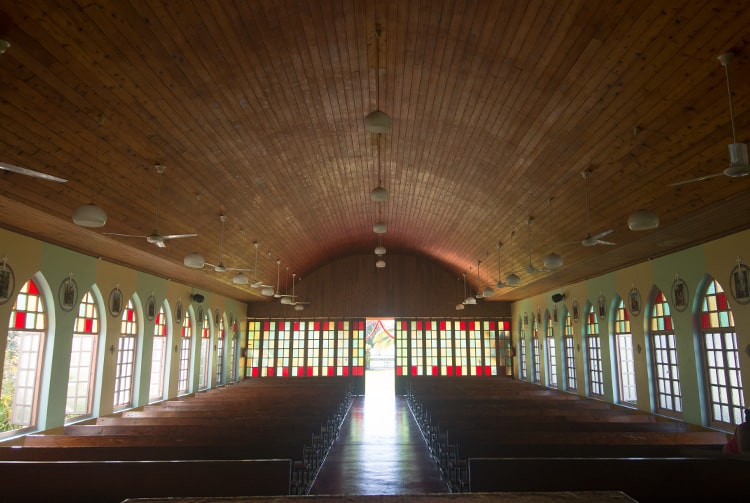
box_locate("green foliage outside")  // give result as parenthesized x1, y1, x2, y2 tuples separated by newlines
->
(0, 331, 20, 432)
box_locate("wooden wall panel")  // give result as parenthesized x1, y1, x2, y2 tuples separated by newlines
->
(249, 253, 511, 319)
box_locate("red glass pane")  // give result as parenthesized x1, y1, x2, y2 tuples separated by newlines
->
(469, 321, 476, 330)
(701, 313, 711, 329)
(489, 321, 495, 330)
(264, 322, 270, 330)
(426, 321, 432, 330)
(432, 366, 438, 375)
(307, 367, 314, 377)
(252, 367, 259, 377)
(476, 366, 483, 376)
(396, 367, 403, 376)
(623, 309, 629, 321)
(447, 366, 453, 376)
(298, 367, 304, 376)
(402, 321, 408, 330)
(440, 320, 446, 330)
(460, 321, 466, 330)
(128, 309, 134, 322)
(314, 322, 320, 330)
(282, 368, 289, 377)
(27, 280, 39, 295)
(268, 368, 275, 377)
(485, 366, 492, 375)
(85, 318, 94, 333)
(328, 366, 334, 376)
(343, 367, 349, 376)
(416, 321, 422, 330)
(294, 321, 299, 330)
(338, 321, 345, 330)
(503, 320, 510, 330)
(665, 317, 672, 331)
(411, 366, 418, 375)
(455, 366, 462, 376)
(717, 292, 728, 311)
(14, 311, 25, 329)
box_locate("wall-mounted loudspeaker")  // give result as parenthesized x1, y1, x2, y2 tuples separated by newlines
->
(191, 293, 205, 304)
(551, 293, 565, 303)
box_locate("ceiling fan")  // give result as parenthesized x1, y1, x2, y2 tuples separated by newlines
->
(524, 217, 554, 273)
(201, 215, 252, 273)
(285, 273, 310, 308)
(104, 164, 197, 247)
(497, 231, 522, 287)
(577, 169, 616, 247)
(670, 52, 749, 186)
(0, 161, 68, 183)
(249, 242, 273, 289)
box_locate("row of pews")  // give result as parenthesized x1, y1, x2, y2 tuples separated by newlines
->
(0, 377, 353, 502)
(406, 376, 748, 502)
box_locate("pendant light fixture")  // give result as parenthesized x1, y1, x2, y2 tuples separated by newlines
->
(627, 127, 659, 230)
(261, 257, 278, 297)
(364, 26, 391, 134)
(464, 269, 477, 305)
(72, 113, 108, 227)
(375, 234, 386, 256)
(505, 230, 521, 287)
(280, 266, 292, 303)
(373, 206, 387, 234)
(371, 133, 388, 202)
(456, 276, 465, 310)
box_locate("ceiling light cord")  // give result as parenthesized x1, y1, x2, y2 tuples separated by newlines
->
(375, 25, 382, 110)
(724, 61, 737, 144)
(583, 172, 591, 236)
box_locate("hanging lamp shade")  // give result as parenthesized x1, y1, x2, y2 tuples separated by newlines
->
(483, 286, 494, 298)
(627, 209, 660, 231)
(456, 303, 465, 311)
(261, 286, 275, 297)
(373, 221, 387, 233)
(183, 252, 205, 269)
(364, 110, 392, 133)
(295, 303, 305, 311)
(375, 258, 386, 268)
(464, 296, 477, 305)
(543, 253, 563, 269)
(370, 185, 389, 202)
(72, 203, 107, 227)
(280, 296, 292, 305)
(375, 245, 386, 256)
(232, 272, 249, 285)
(506, 273, 521, 286)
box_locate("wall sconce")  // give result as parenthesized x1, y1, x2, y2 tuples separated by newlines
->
(174, 345, 179, 353)
(109, 344, 115, 355)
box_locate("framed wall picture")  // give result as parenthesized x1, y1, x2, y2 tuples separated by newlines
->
(523, 312, 529, 327)
(108, 287, 123, 317)
(175, 299, 183, 324)
(572, 299, 580, 323)
(0, 262, 16, 305)
(730, 262, 750, 305)
(597, 294, 607, 319)
(197, 305, 204, 324)
(59, 276, 78, 312)
(146, 294, 156, 321)
(214, 309, 221, 326)
(671, 276, 689, 312)
(628, 287, 642, 317)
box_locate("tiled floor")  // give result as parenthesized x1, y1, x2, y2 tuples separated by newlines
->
(309, 370, 448, 495)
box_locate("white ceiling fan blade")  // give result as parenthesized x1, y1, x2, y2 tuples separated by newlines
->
(103, 232, 148, 238)
(161, 233, 198, 240)
(224, 266, 253, 272)
(668, 171, 724, 186)
(596, 240, 617, 246)
(0, 161, 68, 183)
(590, 229, 614, 241)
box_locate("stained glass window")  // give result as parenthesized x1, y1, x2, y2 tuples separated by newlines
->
(586, 307, 604, 397)
(454, 321, 468, 376)
(149, 305, 168, 399)
(2, 279, 46, 432)
(177, 314, 192, 393)
(425, 321, 438, 376)
(216, 315, 226, 383)
(306, 322, 320, 376)
(614, 299, 637, 403)
(410, 320, 424, 376)
(246, 320, 260, 378)
(701, 279, 745, 428)
(650, 290, 681, 415)
(351, 321, 365, 376)
(468, 321, 482, 376)
(198, 311, 211, 389)
(532, 319, 541, 383)
(519, 324, 528, 380)
(498, 320, 512, 377)
(396, 321, 408, 376)
(482, 321, 498, 376)
(335, 321, 349, 376)
(276, 321, 290, 377)
(546, 316, 557, 387)
(262, 321, 276, 377)
(322, 321, 336, 376)
(66, 290, 99, 421)
(114, 299, 137, 408)
(563, 311, 577, 390)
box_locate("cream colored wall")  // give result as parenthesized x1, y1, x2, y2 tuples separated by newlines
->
(511, 229, 750, 429)
(0, 227, 248, 432)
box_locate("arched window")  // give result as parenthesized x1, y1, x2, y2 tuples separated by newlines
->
(1, 279, 46, 433)
(66, 290, 100, 421)
(614, 299, 637, 404)
(532, 318, 541, 383)
(563, 311, 577, 390)
(649, 290, 681, 415)
(198, 310, 211, 389)
(178, 314, 193, 394)
(215, 315, 225, 385)
(585, 306, 604, 397)
(114, 299, 138, 408)
(230, 318, 239, 382)
(519, 321, 527, 380)
(149, 305, 168, 401)
(700, 279, 745, 428)
(545, 313, 557, 387)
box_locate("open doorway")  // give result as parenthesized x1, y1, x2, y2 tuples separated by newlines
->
(364, 318, 395, 397)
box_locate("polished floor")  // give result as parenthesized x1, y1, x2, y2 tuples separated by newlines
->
(309, 370, 449, 495)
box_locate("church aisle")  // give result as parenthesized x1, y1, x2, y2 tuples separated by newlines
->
(309, 370, 448, 495)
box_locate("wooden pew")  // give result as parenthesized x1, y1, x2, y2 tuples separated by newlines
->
(468, 457, 750, 502)
(0, 458, 291, 503)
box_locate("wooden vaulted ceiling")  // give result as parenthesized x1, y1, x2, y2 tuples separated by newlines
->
(1, 1, 750, 304)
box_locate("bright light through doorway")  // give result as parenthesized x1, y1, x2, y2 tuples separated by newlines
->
(364, 318, 395, 399)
